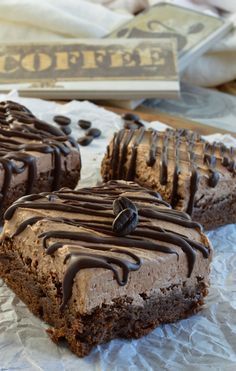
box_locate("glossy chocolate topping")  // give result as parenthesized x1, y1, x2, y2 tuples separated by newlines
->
(103, 128, 236, 216)
(0, 100, 79, 212)
(3, 180, 210, 311)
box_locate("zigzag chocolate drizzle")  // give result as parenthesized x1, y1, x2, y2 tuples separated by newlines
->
(0, 101, 79, 212)
(5, 181, 210, 310)
(105, 128, 235, 216)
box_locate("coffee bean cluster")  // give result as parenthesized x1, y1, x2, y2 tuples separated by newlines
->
(77, 124, 102, 146)
(112, 196, 138, 236)
(53, 115, 102, 147)
(122, 112, 145, 131)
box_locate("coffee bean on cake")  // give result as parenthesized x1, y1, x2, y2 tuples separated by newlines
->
(113, 196, 137, 215)
(112, 207, 138, 236)
(0, 180, 212, 357)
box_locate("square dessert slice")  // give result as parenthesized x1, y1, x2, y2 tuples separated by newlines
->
(101, 128, 236, 230)
(0, 181, 212, 357)
(0, 100, 81, 220)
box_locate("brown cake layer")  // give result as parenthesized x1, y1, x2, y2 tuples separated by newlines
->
(0, 100, 81, 220)
(0, 181, 212, 357)
(101, 128, 236, 230)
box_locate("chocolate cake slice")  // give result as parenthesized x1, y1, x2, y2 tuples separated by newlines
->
(101, 128, 236, 230)
(0, 180, 212, 357)
(0, 100, 81, 220)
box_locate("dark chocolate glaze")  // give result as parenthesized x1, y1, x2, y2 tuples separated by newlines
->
(4, 180, 210, 310)
(104, 128, 234, 216)
(0, 101, 79, 212)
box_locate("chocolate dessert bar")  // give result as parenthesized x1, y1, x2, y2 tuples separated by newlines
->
(101, 128, 236, 230)
(0, 100, 81, 220)
(0, 181, 212, 357)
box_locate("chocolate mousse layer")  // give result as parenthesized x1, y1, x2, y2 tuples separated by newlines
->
(101, 128, 236, 230)
(0, 181, 212, 357)
(0, 100, 81, 220)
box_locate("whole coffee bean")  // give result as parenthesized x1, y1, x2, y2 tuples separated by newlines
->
(77, 135, 94, 146)
(112, 208, 138, 236)
(61, 126, 72, 135)
(113, 196, 137, 216)
(78, 119, 92, 130)
(86, 128, 101, 138)
(53, 115, 71, 126)
(124, 120, 140, 130)
(122, 112, 140, 122)
(134, 120, 145, 128)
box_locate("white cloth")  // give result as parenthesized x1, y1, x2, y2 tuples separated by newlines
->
(183, 25, 236, 87)
(194, 0, 236, 13)
(0, 0, 131, 41)
(87, 0, 149, 14)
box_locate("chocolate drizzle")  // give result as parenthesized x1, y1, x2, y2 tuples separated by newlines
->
(203, 142, 220, 187)
(170, 132, 181, 208)
(4, 180, 210, 310)
(0, 101, 79, 212)
(147, 130, 158, 167)
(104, 128, 235, 216)
(160, 130, 169, 185)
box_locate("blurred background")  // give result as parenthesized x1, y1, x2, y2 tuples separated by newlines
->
(1, 0, 236, 134)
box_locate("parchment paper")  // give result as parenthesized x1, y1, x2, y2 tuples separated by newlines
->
(0, 92, 235, 371)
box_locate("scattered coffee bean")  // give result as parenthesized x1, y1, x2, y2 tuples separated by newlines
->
(86, 128, 101, 138)
(61, 126, 72, 135)
(113, 196, 137, 216)
(53, 115, 71, 126)
(112, 208, 138, 236)
(77, 135, 94, 146)
(122, 112, 140, 122)
(124, 120, 140, 130)
(78, 119, 92, 130)
(134, 119, 145, 128)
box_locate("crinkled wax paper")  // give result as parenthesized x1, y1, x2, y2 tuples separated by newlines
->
(0, 92, 235, 371)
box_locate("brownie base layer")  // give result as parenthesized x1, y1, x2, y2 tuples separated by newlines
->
(193, 192, 236, 230)
(0, 168, 80, 222)
(0, 239, 208, 357)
